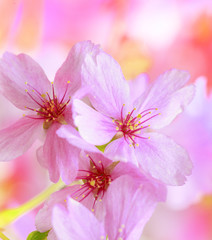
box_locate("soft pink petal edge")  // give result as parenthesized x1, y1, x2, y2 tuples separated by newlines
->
(81, 43, 130, 119)
(0, 52, 51, 110)
(54, 41, 96, 101)
(135, 69, 195, 129)
(52, 198, 105, 240)
(73, 99, 116, 145)
(57, 124, 100, 153)
(135, 132, 192, 186)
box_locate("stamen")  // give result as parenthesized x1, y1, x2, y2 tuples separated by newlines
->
(24, 82, 71, 129)
(26, 92, 44, 108)
(73, 155, 118, 211)
(113, 106, 160, 147)
(59, 82, 70, 104)
(26, 83, 46, 104)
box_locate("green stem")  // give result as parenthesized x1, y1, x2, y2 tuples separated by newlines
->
(0, 179, 65, 229)
(0, 231, 10, 240)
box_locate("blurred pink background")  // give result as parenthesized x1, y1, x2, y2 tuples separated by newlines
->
(0, 0, 212, 239)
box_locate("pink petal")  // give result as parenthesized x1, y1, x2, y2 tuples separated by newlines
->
(186, 76, 208, 115)
(81, 44, 130, 119)
(47, 231, 57, 240)
(135, 132, 192, 186)
(35, 186, 79, 233)
(0, 52, 51, 110)
(0, 117, 43, 162)
(104, 138, 138, 166)
(136, 69, 195, 129)
(104, 175, 163, 240)
(52, 198, 105, 240)
(108, 156, 167, 199)
(62, 104, 74, 125)
(129, 73, 149, 104)
(111, 158, 148, 181)
(57, 125, 100, 153)
(54, 41, 96, 102)
(40, 123, 79, 184)
(73, 99, 116, 145)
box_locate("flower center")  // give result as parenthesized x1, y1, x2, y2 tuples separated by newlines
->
(113, 104, 160, 147)
(72, 155, 119, 212)
(24, 82, 70, 129)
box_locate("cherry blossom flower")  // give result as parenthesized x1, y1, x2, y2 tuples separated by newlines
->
(69, 41, 195, 186)
(52, 175, 164, 240)
(0, 41, 96, 183)
(35, 151, 166, 239)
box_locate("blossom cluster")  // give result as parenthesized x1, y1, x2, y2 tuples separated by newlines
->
(0, 41, 195, 240)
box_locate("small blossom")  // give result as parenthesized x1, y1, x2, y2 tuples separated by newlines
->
(35, 151, 166, 238)
(52, 174, 164, 240)
(0, 41, 96, 183)
(68, 41, 195, 186)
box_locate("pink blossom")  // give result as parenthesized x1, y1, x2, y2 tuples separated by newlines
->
(0, 41, 96, 183)
(70, 41, 195, 186)
(35, 151, 166, 239)
(52, 174, 164, 240)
